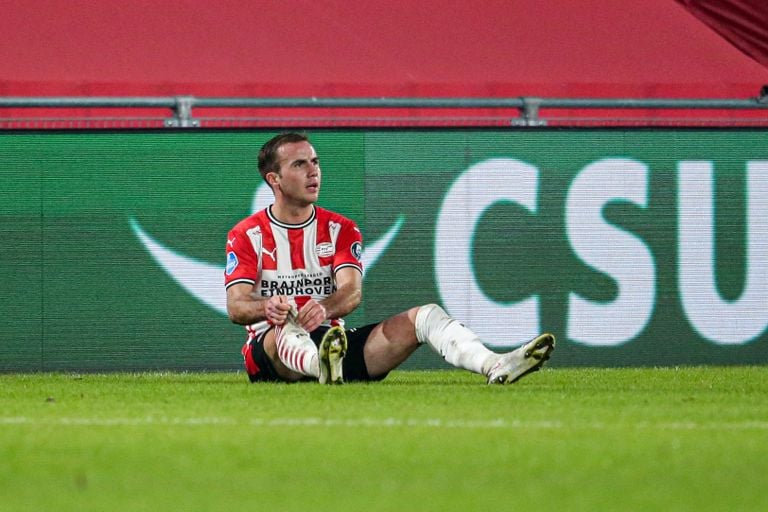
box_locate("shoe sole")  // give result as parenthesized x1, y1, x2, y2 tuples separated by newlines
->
(318, 326, 347, 385)
(508, 333, 555, 384)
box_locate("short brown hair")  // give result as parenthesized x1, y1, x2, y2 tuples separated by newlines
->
(257, 132, 309, 182)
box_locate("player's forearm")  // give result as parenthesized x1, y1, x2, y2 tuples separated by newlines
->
(227, 294, 268, 325)
(320, 282, 361, 320)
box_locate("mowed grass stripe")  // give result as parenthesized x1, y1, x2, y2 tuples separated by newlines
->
(3, 415, 768, 430)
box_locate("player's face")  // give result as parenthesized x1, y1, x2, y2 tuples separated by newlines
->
(272, 141, 321, 207)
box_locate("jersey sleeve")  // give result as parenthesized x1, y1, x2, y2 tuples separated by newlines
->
(333, 217, 364, 274)
(224, 224, 260, 289)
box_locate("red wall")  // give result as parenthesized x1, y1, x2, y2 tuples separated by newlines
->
(1, 0, 766, 123)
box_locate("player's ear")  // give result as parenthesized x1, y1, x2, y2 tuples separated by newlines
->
(267, 171, 280, 187)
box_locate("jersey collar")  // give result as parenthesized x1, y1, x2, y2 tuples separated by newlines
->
(267, 204, 317, 229)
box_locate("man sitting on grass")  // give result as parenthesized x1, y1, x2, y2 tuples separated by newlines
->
(225, 132, 554, 385)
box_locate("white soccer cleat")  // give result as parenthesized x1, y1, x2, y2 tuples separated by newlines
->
(318, 326, 347, 385)
(486, 333, 555, 385)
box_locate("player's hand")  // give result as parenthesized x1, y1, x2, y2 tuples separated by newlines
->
(264, 295, 291, 326)
(297, 299, 327, 332)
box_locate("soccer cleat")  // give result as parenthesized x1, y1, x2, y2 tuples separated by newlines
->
(486, 333, 555, 385)
(318, 326, 347, 385)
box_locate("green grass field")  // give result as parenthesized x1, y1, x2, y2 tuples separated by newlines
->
(2, 367, 767, 511)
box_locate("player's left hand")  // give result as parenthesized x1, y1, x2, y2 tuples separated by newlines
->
(297, 299, 327, 332)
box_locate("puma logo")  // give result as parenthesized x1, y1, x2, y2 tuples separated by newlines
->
(262, 247, 277, 261)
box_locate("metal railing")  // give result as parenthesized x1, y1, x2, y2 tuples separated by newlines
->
(1, 93, 767, 128)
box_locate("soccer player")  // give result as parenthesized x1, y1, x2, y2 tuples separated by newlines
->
(224, 132, 554, 384)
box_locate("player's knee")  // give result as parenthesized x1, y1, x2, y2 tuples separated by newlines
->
(415, 303, 450, 343)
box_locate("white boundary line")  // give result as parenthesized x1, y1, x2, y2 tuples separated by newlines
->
(2, 416, 768, 430)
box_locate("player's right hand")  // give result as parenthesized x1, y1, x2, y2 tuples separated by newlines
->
(265, 295, 291, 326)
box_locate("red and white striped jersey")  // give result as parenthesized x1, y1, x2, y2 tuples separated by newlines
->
(224, 205, 363, 339)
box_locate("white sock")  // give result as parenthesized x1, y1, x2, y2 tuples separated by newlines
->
(274, 320, 320, 378)
(414, 304, 499, 375)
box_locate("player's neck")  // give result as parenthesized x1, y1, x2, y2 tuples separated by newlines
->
(270, 202, 314, 225)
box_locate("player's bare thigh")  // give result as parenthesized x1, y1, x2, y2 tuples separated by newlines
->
(363, 307, 421, 378)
